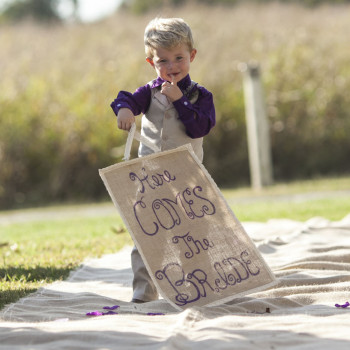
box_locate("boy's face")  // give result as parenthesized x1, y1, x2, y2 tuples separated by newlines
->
(146, 44, 197, 84)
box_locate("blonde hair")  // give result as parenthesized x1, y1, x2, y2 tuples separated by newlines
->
(144, 17, 195, 58)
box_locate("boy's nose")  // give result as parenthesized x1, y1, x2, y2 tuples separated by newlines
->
(167, 61, 175, 69)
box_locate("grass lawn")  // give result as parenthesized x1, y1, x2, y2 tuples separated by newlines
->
(222, 175, 350, 222)
(0, 216, 132, 310)
(1, 175, 349, 310)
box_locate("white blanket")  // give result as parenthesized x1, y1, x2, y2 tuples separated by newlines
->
(1, 216, 350, 349)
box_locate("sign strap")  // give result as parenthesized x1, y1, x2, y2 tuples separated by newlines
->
(123, 123, 161, 161)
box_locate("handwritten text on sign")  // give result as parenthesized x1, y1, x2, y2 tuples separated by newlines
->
(99, 147, 276, 309)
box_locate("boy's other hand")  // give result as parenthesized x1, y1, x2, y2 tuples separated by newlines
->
(161, 75, 183, 102)
(117, 108, 135, 131)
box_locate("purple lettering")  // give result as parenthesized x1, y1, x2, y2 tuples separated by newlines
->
(172, 231, 214, 259)
(133, 197, 158, 236)
(155, 263, 201, 307)
(129, 167, 176, 193)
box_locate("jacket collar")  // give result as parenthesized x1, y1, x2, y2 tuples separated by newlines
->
(151, 74, 191, 92)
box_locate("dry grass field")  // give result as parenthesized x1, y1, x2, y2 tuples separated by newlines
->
(1, 2, 350, 208)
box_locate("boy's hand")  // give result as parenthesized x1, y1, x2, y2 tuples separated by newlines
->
(161, 75, 183, 102)
(117, 108, 135, 131)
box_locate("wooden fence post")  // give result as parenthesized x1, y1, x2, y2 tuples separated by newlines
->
(240, 62, 273, 189)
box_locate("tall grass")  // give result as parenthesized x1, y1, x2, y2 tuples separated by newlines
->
(1, 2, 350, 209)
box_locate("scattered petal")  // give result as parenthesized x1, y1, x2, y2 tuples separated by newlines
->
(103, 311, 118, 315)
(103, 305, 120, 310)
(335, 302, 350, 308)
(86, 311, 104, 316)
(86, 309, 119, 316)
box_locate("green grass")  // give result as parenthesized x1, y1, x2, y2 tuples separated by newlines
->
(0, 176, 349, 311)
(222, 175, 350, 198)
(0, 215, 132, 310)
(230, 197, 350, 222)
(222, 175, 350, 221)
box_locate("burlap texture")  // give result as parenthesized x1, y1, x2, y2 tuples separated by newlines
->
(99, 145, 276, 310)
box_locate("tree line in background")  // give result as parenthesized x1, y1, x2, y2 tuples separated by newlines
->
(121, 0, 350, 14)
(0, 0, 77, 22)
(1, 3, 350, 210)
(1, 0, 350, 22)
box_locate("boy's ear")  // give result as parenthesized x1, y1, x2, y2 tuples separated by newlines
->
(146, 57, 154, 67)
(190, 49, 197, 62)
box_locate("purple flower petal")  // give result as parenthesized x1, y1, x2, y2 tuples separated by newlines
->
(103, 305, 120, 310)
(335, 302, 350, 308)
(86, 311, 104, 316)
(103, 311, 118, 315)
(147, 313, 165, 316)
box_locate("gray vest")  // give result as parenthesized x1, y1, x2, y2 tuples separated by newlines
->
(138, 81, 204, 162)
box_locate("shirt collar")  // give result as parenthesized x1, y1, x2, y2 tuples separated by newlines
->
(151, 74, 191, 91)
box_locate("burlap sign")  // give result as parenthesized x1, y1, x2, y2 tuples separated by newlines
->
(99, 142, 276, 310)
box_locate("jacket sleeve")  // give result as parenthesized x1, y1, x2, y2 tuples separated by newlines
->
(173, 85, 216, 138)
(110, 84, 151, 117)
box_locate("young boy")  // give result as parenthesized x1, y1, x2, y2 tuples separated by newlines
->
(111, 17, 216, 303)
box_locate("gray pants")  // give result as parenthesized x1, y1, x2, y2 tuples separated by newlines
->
(131, 245, 159, 301)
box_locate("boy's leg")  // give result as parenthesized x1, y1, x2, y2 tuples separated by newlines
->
(131, 245, 159, 302)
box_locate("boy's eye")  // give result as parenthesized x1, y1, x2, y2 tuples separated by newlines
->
(176, 56, 183, 61)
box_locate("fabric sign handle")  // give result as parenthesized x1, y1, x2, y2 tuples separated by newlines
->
(123, 123, 161, 161)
